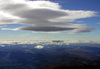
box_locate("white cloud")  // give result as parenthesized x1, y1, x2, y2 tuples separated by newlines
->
(34, 45, 44, 49)
(0, 0, 96, 33)
(1, 28, 18, 31)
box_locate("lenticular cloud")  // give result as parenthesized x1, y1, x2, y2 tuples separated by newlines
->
(0, 0, 96, 33)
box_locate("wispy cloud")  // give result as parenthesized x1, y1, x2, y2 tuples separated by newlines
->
(0, 0, 97, 33)
(0, 24, 6, 27)
(76, 21, 83, 22)
(97, 23, 100, 24)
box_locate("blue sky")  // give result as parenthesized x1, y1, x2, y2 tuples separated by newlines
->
(0, 0, 100, 42)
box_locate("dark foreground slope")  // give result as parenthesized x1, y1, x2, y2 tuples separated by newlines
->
(0, 44, 100, 69)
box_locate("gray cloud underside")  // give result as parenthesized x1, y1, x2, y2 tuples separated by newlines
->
(18, 26, 76, 32)
(0, 0, 96, 33)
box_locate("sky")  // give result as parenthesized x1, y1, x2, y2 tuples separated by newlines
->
(0, 0, 100, 42)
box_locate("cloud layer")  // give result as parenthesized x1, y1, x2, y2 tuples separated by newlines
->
(0, 0, 96, 33)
